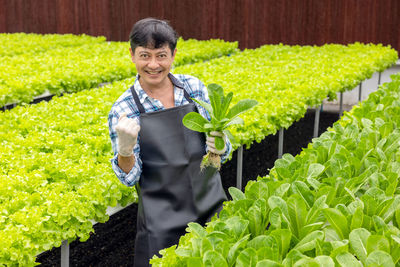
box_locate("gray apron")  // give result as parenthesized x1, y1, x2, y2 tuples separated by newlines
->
(130, 82, 227, 266)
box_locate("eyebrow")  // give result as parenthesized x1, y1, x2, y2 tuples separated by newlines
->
(138, 50, 168, 55)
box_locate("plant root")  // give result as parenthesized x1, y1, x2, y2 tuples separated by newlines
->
(201, 152, 221, 170)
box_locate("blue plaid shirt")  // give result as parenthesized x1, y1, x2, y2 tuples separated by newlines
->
(108, 73, 232, 187)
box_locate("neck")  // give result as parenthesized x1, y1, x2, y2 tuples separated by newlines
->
(140, 76, 173, 97)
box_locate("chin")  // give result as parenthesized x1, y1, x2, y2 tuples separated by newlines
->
(149, 73, 167, 81)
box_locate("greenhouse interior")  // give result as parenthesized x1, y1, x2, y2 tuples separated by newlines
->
(1, 0, 400, 266)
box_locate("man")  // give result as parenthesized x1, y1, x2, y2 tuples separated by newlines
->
(108, 18, 231, 266)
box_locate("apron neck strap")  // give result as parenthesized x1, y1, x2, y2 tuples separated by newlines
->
(130, 83, 193, 114)
(130, 85, 146, 114)
(183, 89, 193, 103)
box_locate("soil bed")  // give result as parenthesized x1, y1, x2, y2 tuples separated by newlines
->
(37, 109, 339, 267)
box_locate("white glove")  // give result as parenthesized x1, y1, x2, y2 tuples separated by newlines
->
(115, 113, 140, 157)
(206, 131, 226, 155)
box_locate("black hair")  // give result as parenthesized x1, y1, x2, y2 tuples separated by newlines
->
(129, 18, 178, 55)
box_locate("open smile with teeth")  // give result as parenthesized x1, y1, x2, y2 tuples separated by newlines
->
(146, 70, 162, 75)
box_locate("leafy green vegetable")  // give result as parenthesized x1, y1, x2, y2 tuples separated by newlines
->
(2, 39, 399, 265)
(176, 43, 398, 149)
(182, 83, 257, 169)
(366, 250, 395, 267)
(336, 252, 362, 267)
(154, 74, 400, 266)
(0, 35, 238, 108)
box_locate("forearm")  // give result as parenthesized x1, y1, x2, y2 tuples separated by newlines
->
(118, 154, 136, 174)
(109, 110, 142, 186)
(111, 152, 142, 186)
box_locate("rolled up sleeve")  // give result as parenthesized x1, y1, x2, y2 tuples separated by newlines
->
(110, 149, 142, 187)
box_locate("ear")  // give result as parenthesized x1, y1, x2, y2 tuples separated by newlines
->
(129, 47, 135, 63)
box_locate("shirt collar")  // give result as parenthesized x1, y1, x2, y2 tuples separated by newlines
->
(134, 73, 185, 104)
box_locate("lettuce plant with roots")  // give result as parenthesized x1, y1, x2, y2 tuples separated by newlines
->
(183, 83, 258, 170)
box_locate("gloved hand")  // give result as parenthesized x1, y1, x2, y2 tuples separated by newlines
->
(206, 131, 226, 155)
(115, 113, 140, 157)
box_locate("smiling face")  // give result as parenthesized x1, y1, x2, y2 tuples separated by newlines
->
(130, 44, 176, 91)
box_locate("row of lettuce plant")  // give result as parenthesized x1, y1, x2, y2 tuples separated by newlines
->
(151, 73, 400, 266)
(0, 34, 238, 263)
(0, 33, 106, 57)
(0, 43, 396, 265)
(0, 79, 137, 266)
(0, 36, 238, 108)
(174, 42, 398, 149)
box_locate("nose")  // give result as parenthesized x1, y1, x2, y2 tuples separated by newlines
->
(148, 57, 159, 69)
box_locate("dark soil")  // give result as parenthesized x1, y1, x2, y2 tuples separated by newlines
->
(36, 109, 339, 267)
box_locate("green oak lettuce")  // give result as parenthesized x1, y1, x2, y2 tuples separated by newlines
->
(0, 35, 238, 108)
(0, 43, 397, 265)
(175, 42, 398, 149)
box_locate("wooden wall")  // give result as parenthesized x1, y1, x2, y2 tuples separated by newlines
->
(0, 0, 399, 51)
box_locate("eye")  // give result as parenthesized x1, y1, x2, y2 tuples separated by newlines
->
(158, 54, 167, 58)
